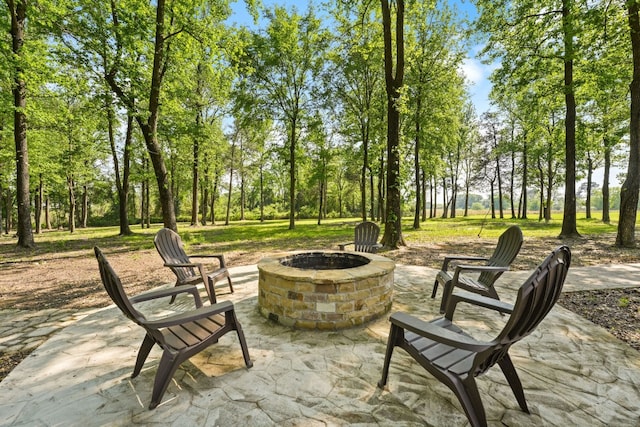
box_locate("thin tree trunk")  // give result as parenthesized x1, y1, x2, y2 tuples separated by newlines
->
(45, 195, 51, 229)
(191, 116, 200, 226)
(288, 117, 297, 230)
(413, 97, 422, 229)
(225, 138, 236, 226)
(603, 140, 611, 224)
(81, 184, 88, 228)
(67, 176, 76, 233)
(35, 174, 43, 234)
(510, 151, 516, 219)
(522, 135, 528, 219)
(586, 154, 593, 219)
(559, 0, 580, 238)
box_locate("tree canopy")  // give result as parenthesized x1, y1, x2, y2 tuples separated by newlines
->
(0, 0, 636, 247)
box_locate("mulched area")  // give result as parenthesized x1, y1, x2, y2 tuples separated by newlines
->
(558, 287, 640, 352)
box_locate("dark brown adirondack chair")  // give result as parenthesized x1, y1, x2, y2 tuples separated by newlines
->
(154, 227, 233, 304)
(432, 225, 523, 313)
(379, 245, 571, 427)
(338, 221, 382, 253)
(94, 247, 252, 409)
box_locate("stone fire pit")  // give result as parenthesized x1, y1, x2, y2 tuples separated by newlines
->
(257, 251, 395, 330)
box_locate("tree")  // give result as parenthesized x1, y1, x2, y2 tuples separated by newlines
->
(617, 0, 640, 247)
(246, 6, 329, 229)
(330, 0, 384, 222)
(380, 0, 405, 248)
(6, 0, 34, 247)
(475, 0, 581, 237)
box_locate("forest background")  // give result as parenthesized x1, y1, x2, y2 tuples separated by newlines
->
(1, 0, 640, 250)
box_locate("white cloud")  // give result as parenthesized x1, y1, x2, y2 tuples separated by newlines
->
(461, 57, 485, 86)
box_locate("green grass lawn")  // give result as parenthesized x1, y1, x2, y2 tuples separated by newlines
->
(0, 212, 622, 263)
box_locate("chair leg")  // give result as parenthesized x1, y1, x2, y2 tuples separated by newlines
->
(439, 280, 454, 314)
(498, 355, 529, 413)
(378, 323, 400, 389)
(223, 309, 252, 368)
(206, 277, 217, 304)
(149, 350, 181, 410)
(450, 375, 487, 427)
(132, 334, 155, 378)
(226, 273, 234, 294)
(431, 280, 439, 298)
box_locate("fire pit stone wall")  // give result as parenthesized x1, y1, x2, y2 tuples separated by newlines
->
(257, 251, 395, 330)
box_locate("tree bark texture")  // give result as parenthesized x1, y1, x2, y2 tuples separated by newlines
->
(617, 0, 640, 247)
(560, 0, 580, 237)
(380, 0, 405, 248)
(9, 0, 34, 248)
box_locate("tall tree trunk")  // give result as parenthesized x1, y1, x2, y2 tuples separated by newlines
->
(602, 139, 611, 224)
(377, 149, 385, 222)
(0, 179, 3, 235)
(413, 96, 422, 229)
(586, 154, 593, 219)
(559, 0, 580, 238)
(106, 0, 177, 232)
(191, 115, 200, 226)
(497, 156, 504, 219)
(35, 174, 42, 234)
(108, 104, 132, 236)
(380, 0, 405, 248)
(239, 138, 246, 221)
(211, 169, 219, 225)
(81, 184, 88, 228)
(490, 179, 496, 219)
(441, 177, 448, 218)
(225, 138, 236, 226)
(201, 159, 209, 226)
(421, 169, 427, 221)
(45, 194, 51, 229)
(522, 135, 528, 219)
(317, 179, 324, 225)
(5, 189, 11, 233)
(260, 162, 265, 222)
(289, 117, 297, 230)
(67, 176, 76, 233)
(617, 0, 640, 247)
(510, 151, 516, 219)
(9, 0, 34, 248)
(361, 120, 367, 221)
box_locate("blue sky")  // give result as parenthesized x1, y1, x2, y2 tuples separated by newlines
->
(228, 0, 493, 115)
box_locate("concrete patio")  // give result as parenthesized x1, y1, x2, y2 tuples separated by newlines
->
(1, 260, 640, 426)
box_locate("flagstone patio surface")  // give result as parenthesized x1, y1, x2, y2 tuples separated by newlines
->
(1, 262, 640, 426)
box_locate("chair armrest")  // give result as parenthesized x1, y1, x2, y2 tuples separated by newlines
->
(338, 242, 354, 250)
(444, 289, 514, 320)
(188, 254, 227, 268)
(130, 285, 203, 308)
(144, 300, 234, 328)
(390, 312, 489, 352)
(452, 264, 508, 282)
(442, 255, 489, 270)
(163, 262, 201, 268)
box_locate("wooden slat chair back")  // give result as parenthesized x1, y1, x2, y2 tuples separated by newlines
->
(94, 247, 252, 409)
(432, 225, 523, 313)
(338, 221, 382, 253)
(154, 227, 233, 304)
(379, 245, 571, 427)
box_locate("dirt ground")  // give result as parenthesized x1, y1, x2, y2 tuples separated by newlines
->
(1, 232, 639, 380)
